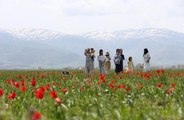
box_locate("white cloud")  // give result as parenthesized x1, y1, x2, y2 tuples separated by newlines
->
(0, 0, 184, 34)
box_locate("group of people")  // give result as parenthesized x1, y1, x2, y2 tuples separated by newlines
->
(84, 48, 151, 76)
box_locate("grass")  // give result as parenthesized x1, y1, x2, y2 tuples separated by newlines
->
(0, 69, 184, 120)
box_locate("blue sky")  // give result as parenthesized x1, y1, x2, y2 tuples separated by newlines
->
(0, 0, 184, 34)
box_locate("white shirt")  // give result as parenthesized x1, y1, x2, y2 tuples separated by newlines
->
(98, 55, 106, 63)
(143, 53, 151, 67)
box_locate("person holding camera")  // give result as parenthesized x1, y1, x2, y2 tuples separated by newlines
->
(84, 48, 95, 76)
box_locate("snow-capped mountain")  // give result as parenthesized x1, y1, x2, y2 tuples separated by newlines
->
(83, 31, 116, 40)
(0, 28, 67, 40)
(0, 28, 184, 69)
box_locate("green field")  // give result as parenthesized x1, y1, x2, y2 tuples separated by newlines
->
(0, 70, 184, 120)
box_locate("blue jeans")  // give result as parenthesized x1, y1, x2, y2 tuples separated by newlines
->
(99, 63, 104, 75)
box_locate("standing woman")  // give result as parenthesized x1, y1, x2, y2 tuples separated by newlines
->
(120, 49, 125, 72)
(104, 52, 111, 74)
(84, 48, 95, 76)
(98, 49, 106, 75)
(114, 49, 122, 74)
(143, 48, 151, 72)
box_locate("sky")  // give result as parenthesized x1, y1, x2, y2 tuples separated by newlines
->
(0, 0, 184, 34)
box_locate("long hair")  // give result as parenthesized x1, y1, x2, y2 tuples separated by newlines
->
(143, 48, 149, 56)
(99, 49, 103, 56)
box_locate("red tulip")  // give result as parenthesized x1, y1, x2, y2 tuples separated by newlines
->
(157, 84, 162, 89)
(20, 86, 26, 92)
(62, 88, 67, 94)
(32, 111, 42, 120)
(50, 91, 57, 99)
(0, 88, 4, 96)
(8, 92, 16, 99)
(14, 82, 20, 88)
(35, 90, 44, 99)
(55, 97, 62, 104)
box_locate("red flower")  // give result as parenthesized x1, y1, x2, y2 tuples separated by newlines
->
(100, 74, 106, 82)
(125, 87, 130, 92)
(20, 86, 26, 92)
(0, 88, 4, 96)
(14, 82, 20, 88)
(97, 81, 101, 85)
(21, 79, 25, 85)
(166, 88, 174, 94)
(171, 83, 175, 87)
(156, 69, 161, 74)
(45, 84, 50, 91)
(39, 86, 45, 92)
(8, 92, 16, 99)
(80, 87, 85, 91)
(41, 75, 45, 79)
(138, 84, 143, 89)
(157, 83, 162, 89)
(111, 80, 115, 83)
(161, 70, 165, 74)
(18, 75, 22, 79)
(126, 69, 132, 74)
(32, 111, 42, 120)
(55, 97, 62, 104)
(31, 80, 36, 87)
(144, 72, 151, 80)
(7, 80, 12, 84)
(50, 91, 57, 99)
(86, 80, 91, 86)
(121, 84, 125, 89)
(62, 88, 67, 94)
(108, 83, 114, 89)
(117, 84, 121, 89)
(35, 90, 44, 99)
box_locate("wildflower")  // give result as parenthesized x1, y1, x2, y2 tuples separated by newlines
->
(45, 84, 50, 91)
(20, 86, 26, 92)
(171, 83, 175, 87)
(0, 88, 4, 96)
(50, 91, 57, 99)
(35, 90, 44, 99)
(138, 84, 143, 89)
(157, 83, 162, 89)
(62, 88, 67, 94)
(32, 111, 42, 120)
(21, 79, 25, 85)
(41, 75, 44, 79)
(8, 92, 16, 99)
(117, 84, 121, 89)
(31, 80, 36, 87)
(14, 82, 20, 88)
(108, 83, 114, 89)
(55, 97, 62, 104)
(125, 87, 130, 92)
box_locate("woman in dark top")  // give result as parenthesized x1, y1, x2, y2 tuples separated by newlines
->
(119, 49, 125, 72)
(114, 49, 122, 74)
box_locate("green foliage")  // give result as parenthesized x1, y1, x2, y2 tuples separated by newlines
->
(0, 70, 184, 120)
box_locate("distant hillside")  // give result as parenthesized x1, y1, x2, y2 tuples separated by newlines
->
(0, 28, 184, 69)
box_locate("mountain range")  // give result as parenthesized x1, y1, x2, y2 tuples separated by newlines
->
(0, 28, 184, 69)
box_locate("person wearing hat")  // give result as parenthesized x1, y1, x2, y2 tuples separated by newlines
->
(104, 51, 111, 74)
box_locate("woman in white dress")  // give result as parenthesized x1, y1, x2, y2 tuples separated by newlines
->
(143, 48, 151, 72)
(98, 49, 106, 75)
